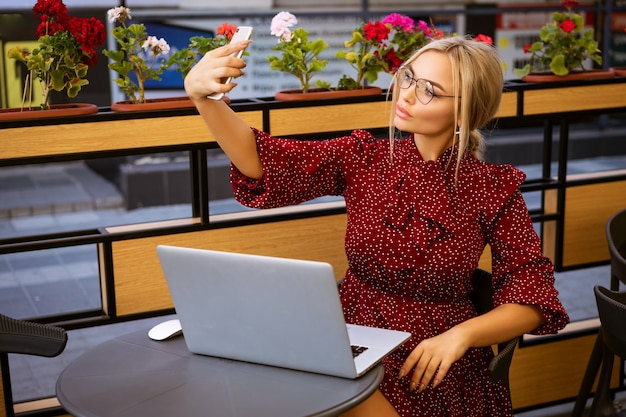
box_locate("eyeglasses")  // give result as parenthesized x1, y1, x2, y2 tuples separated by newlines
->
(397, 66, 459, 105)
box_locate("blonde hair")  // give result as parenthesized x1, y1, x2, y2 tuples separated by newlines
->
(388, 36, 503, 174)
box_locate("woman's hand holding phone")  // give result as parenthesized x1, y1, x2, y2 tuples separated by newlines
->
(207, 26, 253, 100)
(184, 26, 253, 101)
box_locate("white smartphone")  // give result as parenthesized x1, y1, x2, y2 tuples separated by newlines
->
(207, 26, 254, 100)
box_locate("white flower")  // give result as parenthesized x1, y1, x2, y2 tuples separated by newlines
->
(107, 6, 131, 24)
(142, 36, 170, 56)
(281, 29, 293, 42)
(271, 11, 297, 41)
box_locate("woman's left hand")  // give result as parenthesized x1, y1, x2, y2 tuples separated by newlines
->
(398, 328, 470, 392)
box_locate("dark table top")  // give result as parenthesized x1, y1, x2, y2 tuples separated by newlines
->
(56, 328, 383, 417)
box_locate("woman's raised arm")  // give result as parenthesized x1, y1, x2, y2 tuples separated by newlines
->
(184, 40, 263, 179)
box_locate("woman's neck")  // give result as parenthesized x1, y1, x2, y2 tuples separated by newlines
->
(412, 133, 455, 161)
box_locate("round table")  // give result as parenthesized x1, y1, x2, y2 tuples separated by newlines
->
(56, 328, 383, 417)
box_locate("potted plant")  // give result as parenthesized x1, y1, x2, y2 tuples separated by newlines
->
(104, 6, 190, 111)
(514, 0, 611, 81)
(267, 11, 333, 100)
(3, 0, 105, 121)
(336, 13, 444, 90)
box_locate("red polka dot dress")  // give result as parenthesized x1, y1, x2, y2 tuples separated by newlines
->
(231, 129, 570, 417)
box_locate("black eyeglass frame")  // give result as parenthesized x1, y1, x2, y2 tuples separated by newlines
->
(397, 66, 460, 105)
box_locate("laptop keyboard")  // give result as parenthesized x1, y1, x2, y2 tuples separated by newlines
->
(351, 345, 368, 357)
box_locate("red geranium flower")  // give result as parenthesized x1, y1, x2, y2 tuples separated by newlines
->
(383, 48, 404, 74)
(363, 21, 390, 42)
(217, 23, 237, 40)
(67, 16, 106, 65)
(473, 34, 493, 45)
(562, 0, 580, 9)
(559, 18, 576, 33)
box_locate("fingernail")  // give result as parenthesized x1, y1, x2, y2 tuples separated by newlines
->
(409, 381, 418, 391)
(398, 369, 405, 379)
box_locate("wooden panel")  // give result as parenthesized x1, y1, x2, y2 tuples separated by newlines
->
(523, 83, 626, 115)
(269, 93, 517, 137)
(0, 360, 5, 417)
(12, 397, 73, 416)
(478, 245, 492, 271)
(510, 333, 620, 409)
(0, 111, 263, 160)
(497, 91, 517, 118)
(542, 189, 559, 264)
(562, 178, 626, 267)
(270, 102, 391, 136)
(112, 214, 348, 316)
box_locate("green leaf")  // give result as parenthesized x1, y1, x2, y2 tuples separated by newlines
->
(550, 54, 569, 76)
(315, 80, 331, 89)
(49, 69, 66, 91)
(514, 64, 531, 78)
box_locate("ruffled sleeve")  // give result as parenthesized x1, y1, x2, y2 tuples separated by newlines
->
(230, 129, 377, 209)
(481, 164, 570, 335)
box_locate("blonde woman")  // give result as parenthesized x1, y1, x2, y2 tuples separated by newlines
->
(184, 36, 569, 417)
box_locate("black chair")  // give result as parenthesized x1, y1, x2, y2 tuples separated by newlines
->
(573, 208, 626, 417)
(588, 286, 626, 417)
(607, 208, 626, 291)
(0, 314, 67, 417)
(469, 268, 519, 397)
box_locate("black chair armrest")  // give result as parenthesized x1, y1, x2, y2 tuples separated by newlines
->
(0, 314, 67, 358)
(488, 336, 519, 388)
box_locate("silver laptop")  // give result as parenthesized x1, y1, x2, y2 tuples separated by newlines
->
(156, 245, 411, 379)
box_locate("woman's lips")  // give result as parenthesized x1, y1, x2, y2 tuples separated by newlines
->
(395, 103, 412, 120)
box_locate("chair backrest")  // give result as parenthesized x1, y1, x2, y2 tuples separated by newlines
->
(606, 208, 626, 290)
(0, 314, 68, 417)
(469, 269, 519, 392)
(594, 286, 626, 360)
(469, 268, 495, 315)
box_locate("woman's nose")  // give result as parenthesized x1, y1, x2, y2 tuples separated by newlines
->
(399, 85, 414, 103)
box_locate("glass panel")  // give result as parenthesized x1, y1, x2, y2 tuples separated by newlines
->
(521, 190, 542, 212)
(0, 153, 193, 240)
(554, 264, 611, 322)
(566, 114, 626, 176)
(0, 245, 101, 320)
(206, 148, 346, 217)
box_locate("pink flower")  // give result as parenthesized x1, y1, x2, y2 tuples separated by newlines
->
(416, 20, 430, 33)
(270, 11, 297, 42)
(382, 13, 414, 32)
